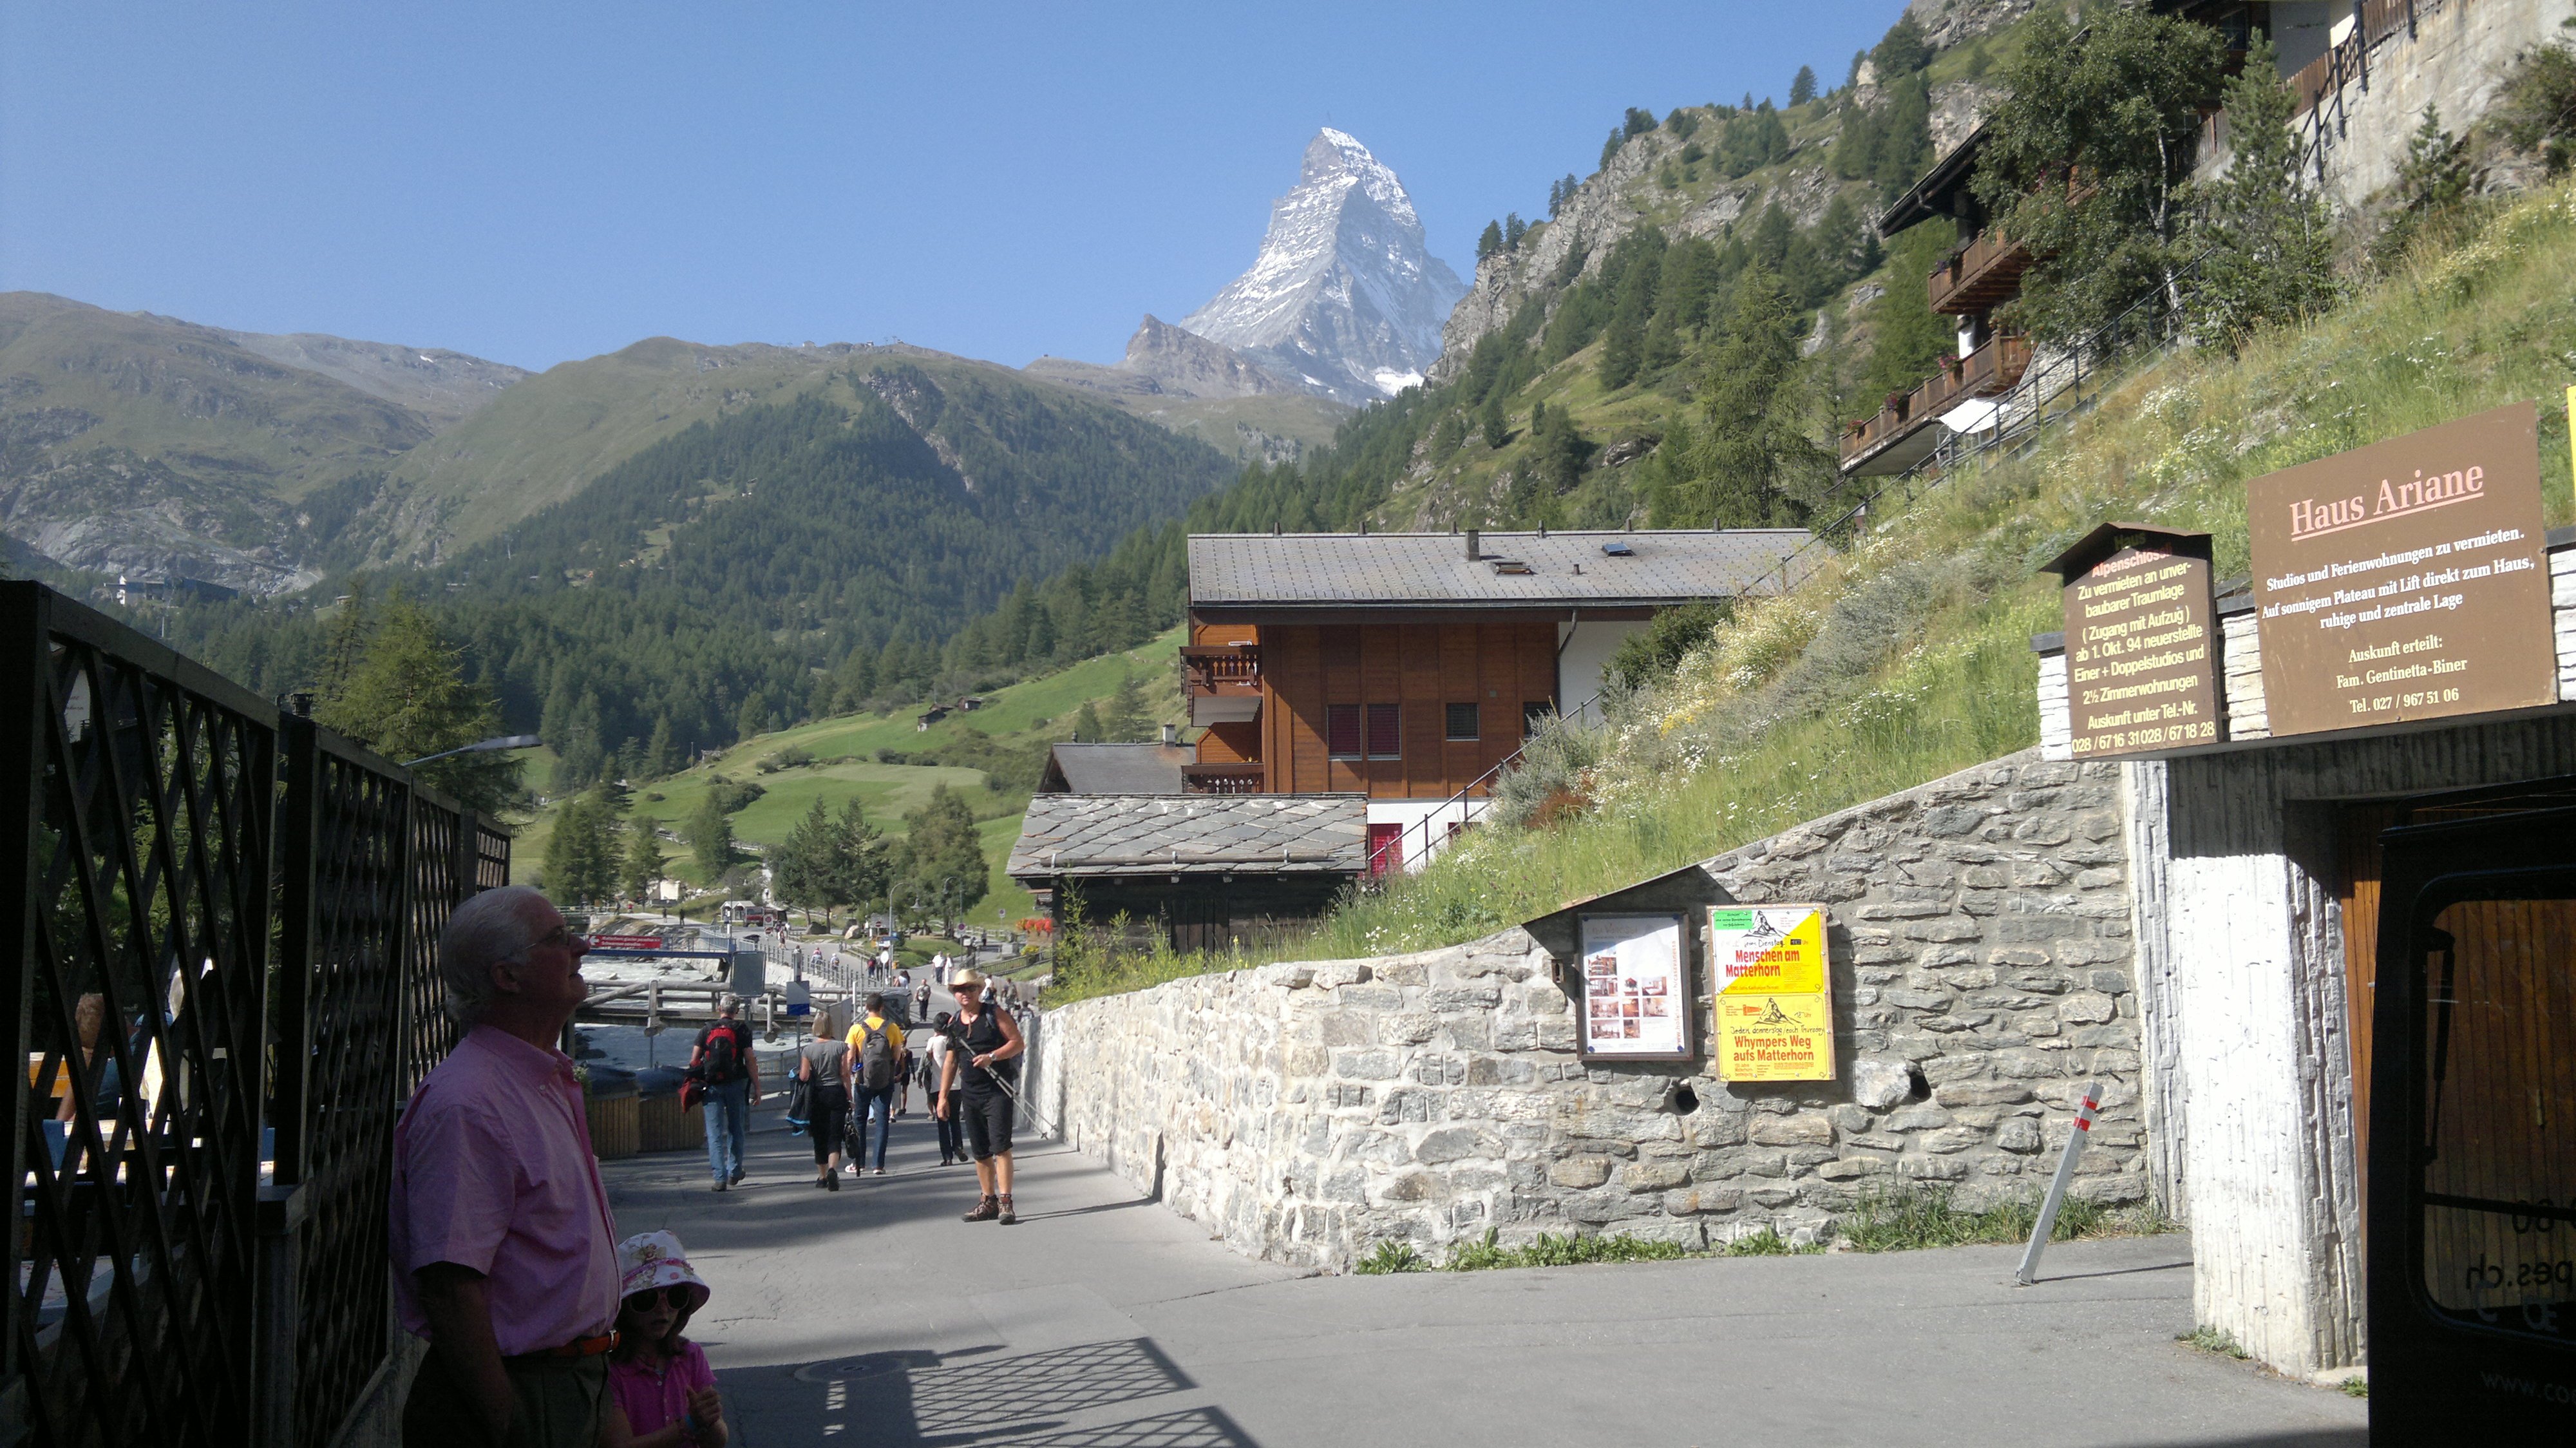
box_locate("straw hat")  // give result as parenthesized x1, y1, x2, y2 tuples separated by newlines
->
(616, 1230, 710, 1313)
(949, 966, 985, 989)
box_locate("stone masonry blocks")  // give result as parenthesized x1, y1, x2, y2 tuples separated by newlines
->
(1026, 748, 2146, 1273)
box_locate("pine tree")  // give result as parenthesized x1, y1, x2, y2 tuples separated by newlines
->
(2374, 106, 2472, 267)
(1101, 669, 1149, 741)
(620, 813, 666, 904)
(542, 787, 620, 904)
(1480, 388, 1509, 449)
(1648, 263, 1832, 529)
(893, 783, 989, 933)
(1602, 128, 1624, 170)
(684, 790, 734, 878)
(1476, 219, 1504, 262)
(1871, 12, 1930, 79)
(1072, 700, 1104, 743)
(2191, 37, 2338, 342)
(645, 716, 677, 777)
(1872, 73, 1932, 200)
(827, 799, 891, 926)
(772, 797, 838, 924)
(1596, 240, 1661, 390)
(317, 595, 520, 814)
(1790, 65, 1818, 107)
(1623, 107, 1657, 140)
(1503, 213, 1528, 251)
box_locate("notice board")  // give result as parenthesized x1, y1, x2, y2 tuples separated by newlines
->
(2053, 528, 2220, 757)
(1709, 904, 1834, 1082)
(1577, 914, 1694, 1061)
(2247, 402, 2557, 737)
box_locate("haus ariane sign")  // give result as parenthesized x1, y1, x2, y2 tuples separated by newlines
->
(2246, 402, 2555, 737)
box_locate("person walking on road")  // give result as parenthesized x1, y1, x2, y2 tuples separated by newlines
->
(392, 886, 620, 1448)
(690, 999, 759, 1192)
(920, 1013, 963, 1166)
(938, 968, 1025, 1224)
(795, 1008, 848, 1191)
(844, 994, 907, 1176)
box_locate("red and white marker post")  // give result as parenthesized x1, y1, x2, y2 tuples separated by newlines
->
(2015, 1078, 2105, 1286)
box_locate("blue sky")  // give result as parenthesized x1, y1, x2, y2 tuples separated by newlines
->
(1, 1, 1905, 373)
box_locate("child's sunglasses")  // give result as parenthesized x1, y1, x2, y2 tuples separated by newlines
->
(623, 1285, 694, 1312)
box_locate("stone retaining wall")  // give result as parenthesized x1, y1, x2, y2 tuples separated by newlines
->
(1028, 748, 2150, 1272)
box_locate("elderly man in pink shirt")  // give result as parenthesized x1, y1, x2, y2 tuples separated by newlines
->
(391, 885, 620, 1447)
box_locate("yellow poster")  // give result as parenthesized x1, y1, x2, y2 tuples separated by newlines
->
(1709, 905, 1835, 1081)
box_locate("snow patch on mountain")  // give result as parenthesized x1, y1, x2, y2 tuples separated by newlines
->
(1177, 129, 1464, 406)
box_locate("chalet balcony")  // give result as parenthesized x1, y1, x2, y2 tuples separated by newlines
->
(1838, 332, 2032, 477)
(1181, 761, 1266, 795)
(1927, 228, 2034, 317)
(1182, 643, 1262, 725)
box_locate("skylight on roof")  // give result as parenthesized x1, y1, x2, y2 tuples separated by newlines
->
(1600, 541, 1634, 557)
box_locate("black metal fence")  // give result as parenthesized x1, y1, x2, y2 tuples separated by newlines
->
(0, 582, 512, 1448)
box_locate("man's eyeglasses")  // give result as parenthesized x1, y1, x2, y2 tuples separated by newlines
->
(623, 1285, 694, 1313)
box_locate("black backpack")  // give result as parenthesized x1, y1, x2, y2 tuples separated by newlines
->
(699, 1023, 743, 1083)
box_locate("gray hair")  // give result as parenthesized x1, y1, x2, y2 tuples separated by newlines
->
(439, 886, 551, 1025)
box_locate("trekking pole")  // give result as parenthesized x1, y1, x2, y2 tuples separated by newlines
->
(2016, 1079, 2104, 1286)
(981, 1064, 1060, 1141)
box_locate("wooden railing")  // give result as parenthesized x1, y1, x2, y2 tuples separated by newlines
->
(2288, 0, 2454, 119)
(1180, 644, 1261, 696)
(1927, 229, 2034, 316)
(1839, 332, 2031, 468)
(1180, 761, 1266, 794)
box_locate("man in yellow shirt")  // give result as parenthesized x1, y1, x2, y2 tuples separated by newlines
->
(842, 994, 907, 1176)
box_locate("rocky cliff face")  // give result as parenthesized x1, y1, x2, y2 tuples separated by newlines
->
(1121, 314, 1296, 399)
(1177, 129, 1465, 405)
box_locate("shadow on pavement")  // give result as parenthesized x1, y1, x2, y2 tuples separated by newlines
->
(2101, 1433, 2365, 1448)
(2102, 1422, 2360, 1433)
(739, 1336, 1260, 1446)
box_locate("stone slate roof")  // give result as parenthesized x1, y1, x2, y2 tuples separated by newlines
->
(1040, 742, 1191, 795)
(1008, 794, 1367, 879)
(1188, 529, 1813, 610)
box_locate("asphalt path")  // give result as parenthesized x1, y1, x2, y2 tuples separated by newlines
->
(599, 1089, 2368, 1448)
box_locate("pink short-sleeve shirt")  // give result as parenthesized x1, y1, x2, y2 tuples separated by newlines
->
(608, 1341, 715, 1436)
(389, 1025, 620, 1356)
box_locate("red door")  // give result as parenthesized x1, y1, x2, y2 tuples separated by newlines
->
(1367, 822, 1402, 877)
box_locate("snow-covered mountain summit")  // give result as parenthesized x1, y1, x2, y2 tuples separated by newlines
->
(1177, 128, 1464, 405)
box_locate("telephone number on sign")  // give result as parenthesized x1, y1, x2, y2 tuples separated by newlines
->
(2079, 719, 2217, 751)
(2349, 687, 2460, 714)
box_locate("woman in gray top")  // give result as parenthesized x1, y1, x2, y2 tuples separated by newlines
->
(797, 1008, 850, 1190)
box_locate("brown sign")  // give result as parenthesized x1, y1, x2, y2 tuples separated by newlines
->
(2061, 539, 2220, 757)
(2247, 402, 2556, 738)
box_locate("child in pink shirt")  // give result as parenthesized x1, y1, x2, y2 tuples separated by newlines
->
(604, 1231, 726, 1447)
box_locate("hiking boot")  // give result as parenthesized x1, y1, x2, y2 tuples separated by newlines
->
(962, 1195, 1000, 1223)
(997, 1196, 1017, 1226)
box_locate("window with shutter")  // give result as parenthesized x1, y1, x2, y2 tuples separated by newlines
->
(1327, 705, 1361, 759)
(1365, 704, 1401, 758)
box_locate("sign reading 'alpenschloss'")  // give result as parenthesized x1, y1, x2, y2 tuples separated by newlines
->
(2246, 401, 2556, 738)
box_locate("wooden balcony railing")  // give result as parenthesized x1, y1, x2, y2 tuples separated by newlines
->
(1181, 761, 1267, 795)
(1839, 332, 2032, 469)
(1927, 228, 2034, 316)
(1180, 644, 1261, 697)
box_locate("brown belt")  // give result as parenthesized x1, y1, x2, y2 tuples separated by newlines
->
(507, 1333, 615, 1362)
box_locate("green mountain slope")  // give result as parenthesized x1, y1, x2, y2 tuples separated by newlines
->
(513, 628, 1191, 929)
(0, 291, 491, 591)
(173, 363, 1236, 777)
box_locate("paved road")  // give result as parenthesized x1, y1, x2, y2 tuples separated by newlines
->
(600, 1096, 2368, 1448)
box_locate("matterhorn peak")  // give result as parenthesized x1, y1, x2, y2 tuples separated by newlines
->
(1175, 128, 1464, 405)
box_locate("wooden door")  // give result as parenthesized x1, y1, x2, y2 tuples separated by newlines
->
(2338, 803, 2401, 1197)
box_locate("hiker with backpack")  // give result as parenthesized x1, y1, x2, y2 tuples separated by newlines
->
(936, 968, 1024, 1224)
(842, 995, 907, 1177)
(690, 999, 759, 1193)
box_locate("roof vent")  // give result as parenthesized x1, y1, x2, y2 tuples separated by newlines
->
(1490, 558, 1533, 575)
(1464, 528, 1480, 561)
(1601, 540, 1634, 557)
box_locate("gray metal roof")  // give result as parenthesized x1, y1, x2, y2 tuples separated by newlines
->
(1188, 529, 1814, 609)
(1041, 743, 1191, 795)
(1007, 794, 1367, 879)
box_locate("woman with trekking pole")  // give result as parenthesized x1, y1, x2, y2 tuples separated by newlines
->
(937, 968, 1024, 1224)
